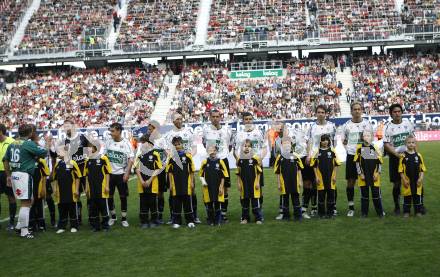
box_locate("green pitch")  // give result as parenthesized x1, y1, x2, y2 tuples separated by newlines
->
(1, 142, 439, 276)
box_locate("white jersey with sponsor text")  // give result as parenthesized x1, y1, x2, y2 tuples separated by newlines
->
(287, 127, 308, 157)
(104, 138, 134, 175)
(384, 121, 414, 153)
(234, 127, 267, 157)
(202, 124, 232, 159)
(163, 127, 195, 153)
(341, 119, 373, 155)
(307, 121, 336, 155)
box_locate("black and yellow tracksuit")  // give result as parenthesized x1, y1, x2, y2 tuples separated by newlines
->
(30, 158, 50, 230)
(166, 152, 195, 225)
(398, 151, 427, 214)
(53, 159, 82, 230)
(310, 148, 341, 217)
(135, 150, 162, 225)
(274, 153, 304, 220)
(354, 144, 384, 217)
(84, 155, 112, 230)
(199, 158, 228, 225)
(236, 155, 263, 222)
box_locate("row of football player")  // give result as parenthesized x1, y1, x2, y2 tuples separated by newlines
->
(24, 126, 426, 235)
(0, 102, 424, 236)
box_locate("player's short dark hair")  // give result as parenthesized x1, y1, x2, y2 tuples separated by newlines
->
(18, 124, 32, 138)
(350, 102, 362, 111)
(109, 122, 123, 132)
(172, 136, 183, 145)
(210, 109, 220, 115)
(64, 118, 75, 125)
(389, 103, 403, 115)
(315, 105, 327, 113)
(0, 123, 7, 135)
(242, 112, 253, 118)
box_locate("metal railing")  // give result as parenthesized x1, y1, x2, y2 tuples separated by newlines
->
(5, 23, 440, 60)
(230, 60, 283, 71)
(113, 41, 193, 53)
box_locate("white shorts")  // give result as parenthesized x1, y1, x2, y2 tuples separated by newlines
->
(11, 172, 33, 200)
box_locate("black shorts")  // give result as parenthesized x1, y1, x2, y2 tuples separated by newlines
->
(300, 157, 315, 182)
(109, 174, 129, 197)
(222, 158, 231, 188)
(45, 179, 53, 196)
(0, 171, 13, 197)
(78, 176, 87, 194)
(158, 170, 168, 193)
(345, 154, 358, 180)
(389, 155, 401, 183)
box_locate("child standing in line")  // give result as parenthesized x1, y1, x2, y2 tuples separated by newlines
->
(274, 138, 304, 221)
(236, 139, 263, 224)
(310, 135, 341, 218)
(354, 130, 384, 218)
(399, 135, 427, 217)
(199, 145, 228, 226)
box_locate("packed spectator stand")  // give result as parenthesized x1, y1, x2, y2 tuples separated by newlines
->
(116, 0, 200, 52)
(0, 66, 165, 129)
(169, 57, 341, 123)
(0, 0, 30, 55)
(16, 0, 114, 55)
(351, 53, 440, 115)
(207, 0, 306, 45)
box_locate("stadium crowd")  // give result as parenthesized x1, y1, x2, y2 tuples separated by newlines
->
(351, 53, 440, 115)
(0, 66, 165, 130)
(17, 0, 114, 54)
(207, 0, 306, 45)
(401, 0, 440, 25)
(116, 0, 199, 51)
(0, 0, 30, 54)
(315, 0, 402, 42)
(170, 58, 341, 122)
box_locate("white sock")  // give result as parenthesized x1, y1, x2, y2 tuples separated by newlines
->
(19, 207, 30, 236)
(121, 212, 127, 218)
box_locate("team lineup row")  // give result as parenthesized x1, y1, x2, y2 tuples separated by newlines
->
(0, 103, 426, 238)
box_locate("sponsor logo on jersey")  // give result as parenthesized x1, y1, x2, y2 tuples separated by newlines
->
(392, 132, 410, 147)
(107, 150, 126, 164)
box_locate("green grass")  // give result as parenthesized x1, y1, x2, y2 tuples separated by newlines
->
(1, 142, 440, 276)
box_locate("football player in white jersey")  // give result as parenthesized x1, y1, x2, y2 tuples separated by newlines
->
(383, 104, 416, 215)
(234, 112, 268, 208)
(341, 102, 373, 217)
(304, 105, 336, 217)
(164, 112, 200, 223)
(105, 123, 134, 227)
(202, 109, 232, 222)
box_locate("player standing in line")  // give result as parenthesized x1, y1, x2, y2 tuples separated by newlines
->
(3, 124, 49, 238)
(341, 102, 373, 217)
(164, 112, 200, 223)
(304, 105, 336, 217)
(0, 123, 17, 231)
(202, 109, 232, 222)
(384, 104, 415, 215)
(233, 112, 268, 213)
(105, 123, 134, 227)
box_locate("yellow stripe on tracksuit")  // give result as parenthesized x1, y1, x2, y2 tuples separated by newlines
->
(398, 153, 427, 196)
